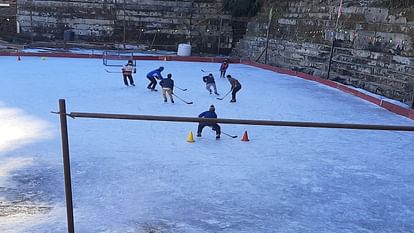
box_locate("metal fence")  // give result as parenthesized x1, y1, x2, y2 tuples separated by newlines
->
(54, 99, 414, 233)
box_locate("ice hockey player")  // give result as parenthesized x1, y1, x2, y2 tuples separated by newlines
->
(197, 104, 221, 139)
(226, 74, 242, 103)
(219, 59, 229, 78)
(202, 73, 219, 95)
(146, 66, 164, 91)
(159, 73, 174, 103)
(121, 60, 135, 86)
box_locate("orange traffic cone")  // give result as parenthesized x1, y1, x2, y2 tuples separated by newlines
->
(241, 130, 250, 142)
(187, 131, 195, 143)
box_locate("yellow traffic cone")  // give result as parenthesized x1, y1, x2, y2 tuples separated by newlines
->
(187, 131, 195, 143)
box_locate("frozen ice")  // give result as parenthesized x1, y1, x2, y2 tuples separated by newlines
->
(0, 55, 414, 232)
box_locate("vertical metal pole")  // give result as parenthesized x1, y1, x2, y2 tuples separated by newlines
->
(189, 0, 194, 44)
(327, 37, 335, 80)
(217, 17, 222, 55)
(15, 0, 19, 34)
(30, 0, 33, 43)
(59, 99, 75, 233)
(123, 0, 126, 48)
(264, 28, 270, 64)
(114, 0, 118, 44)
(411, 82, 414, 109)
(264, 8, 273, 64)
(327, 0, 342, 80)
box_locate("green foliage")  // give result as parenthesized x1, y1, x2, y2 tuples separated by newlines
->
(376, 0, 414, 8)
(223, 0, 261, 17)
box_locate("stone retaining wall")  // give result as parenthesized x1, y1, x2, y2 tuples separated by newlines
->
(232, 0, 414, 105)
(16, 0, 234, 54)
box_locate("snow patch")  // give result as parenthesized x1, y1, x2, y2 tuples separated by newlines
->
(0, 105, 53, 153)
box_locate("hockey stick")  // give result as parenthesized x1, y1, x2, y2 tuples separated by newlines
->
(175, 85, 188, 91)
(216, 90, 232, 100)
(201, 69, 215, 73)
(105, 69, 121, 73)
(222, 131, 238, 138)
(172, 93, 193, 104)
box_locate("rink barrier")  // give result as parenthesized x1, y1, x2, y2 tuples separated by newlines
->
(1, 51, 412, 120)
(241, 60, 414, 120)
(0, 51, 241, 63)
(67, 111, 414, 131)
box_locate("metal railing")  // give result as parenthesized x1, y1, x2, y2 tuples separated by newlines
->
(54, 99, 414, 232)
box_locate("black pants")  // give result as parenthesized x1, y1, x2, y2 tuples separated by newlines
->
(197, 123, 221, 136)
(220, 70, 227, 78)
(123, 74, 134, 86)
(231, 85, 242, 101)
(147, 76, 157, 89)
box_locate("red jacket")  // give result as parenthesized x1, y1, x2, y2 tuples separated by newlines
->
(220, 62, 229, 71)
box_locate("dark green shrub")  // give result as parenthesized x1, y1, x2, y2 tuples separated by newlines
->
(376, 0, 414, 8)
(223, 0, 261, 17)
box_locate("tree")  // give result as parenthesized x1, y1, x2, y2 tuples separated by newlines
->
(223, 0, 261, 17)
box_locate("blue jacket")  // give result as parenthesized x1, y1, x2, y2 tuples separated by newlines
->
(199, 110, 217, 119)
(160, 77, 174, 89)
(147, 68, 163, 79)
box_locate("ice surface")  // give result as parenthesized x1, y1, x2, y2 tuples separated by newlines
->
(0, 55, 414, 233)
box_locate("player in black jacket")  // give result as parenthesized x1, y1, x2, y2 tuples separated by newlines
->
(159, 73, 174, 103)
(202, 73, 219, 95)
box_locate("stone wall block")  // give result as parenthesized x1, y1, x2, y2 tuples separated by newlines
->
(232, 1, 414, 102)
(16, 0, 234, 53)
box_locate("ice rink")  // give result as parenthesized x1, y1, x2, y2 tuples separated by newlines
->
(1, 55, 414, 233)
